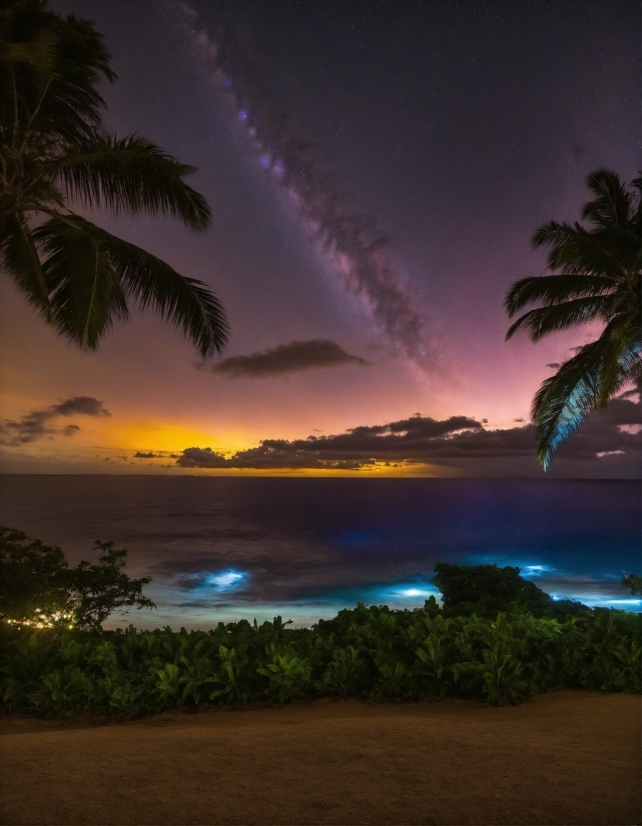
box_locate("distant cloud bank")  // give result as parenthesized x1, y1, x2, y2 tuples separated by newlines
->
(0, 396, 111, 446)
(201, 339, 368, 378)
(175, 395, 640, 475)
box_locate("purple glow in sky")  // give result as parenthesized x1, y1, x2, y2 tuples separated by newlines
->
(0, 0, 639, 477)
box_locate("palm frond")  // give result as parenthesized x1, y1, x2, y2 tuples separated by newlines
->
(582, 169, 634, 229)
(504, 274, 617, 317)
(531, 221, 630, 276)
(0, 213, 50, 314)
(0, 5, 115, 145)
(53, 134, 211, 231)
(0, 27, 59, 73)
(0, 5, 227, 358)
(94, 222, 229, 356)
(507, 168, 641, 467)
(36, 214, 228, 356)
(533, 317, 641, 469)
(505, 295, 618, 341)
(34, 215, 128, 350)
(594, 315, 642, 405)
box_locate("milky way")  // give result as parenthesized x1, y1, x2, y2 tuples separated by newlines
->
(175, 2, 429, 363)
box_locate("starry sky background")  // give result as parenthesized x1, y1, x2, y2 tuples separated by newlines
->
(0, 0, 640, 477)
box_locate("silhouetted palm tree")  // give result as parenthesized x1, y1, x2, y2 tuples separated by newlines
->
(505, 169, 641, 469)
(0, 1, 228, 355)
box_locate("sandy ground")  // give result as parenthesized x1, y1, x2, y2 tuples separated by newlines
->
(1, 690, 640, 826)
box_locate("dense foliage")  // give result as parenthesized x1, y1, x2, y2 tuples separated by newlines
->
(1, 603, 639, 716)
(432, 562, 589, 618)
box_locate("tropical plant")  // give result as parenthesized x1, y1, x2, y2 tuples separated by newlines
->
(209, 644, 250, 704)
(178, 651, 216, 705)
(0, 631, 53, 704)
(416, 634, 452, 697)
(0, 1, 228, 354)
(256, 644, 311, 704)
(505, 169, 641, 468)
(29, 664, 88, 711)
(320, 645, 364, 697)
(372, 655, 410, 702)
(454, 641, 525, 706)
(153, 662, 182, 703)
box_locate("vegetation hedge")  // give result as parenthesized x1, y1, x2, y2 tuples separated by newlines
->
(2, 528, 640, 716)
(1, 602, 640, 716)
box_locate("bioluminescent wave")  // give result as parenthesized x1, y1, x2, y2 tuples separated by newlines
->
(2, 476, 639, 628)
(176, 2, 429, 363)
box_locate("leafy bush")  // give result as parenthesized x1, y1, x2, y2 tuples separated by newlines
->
(431, 562, 588, 619)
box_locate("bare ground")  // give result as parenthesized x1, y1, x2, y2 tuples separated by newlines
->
(1, 690, 640, 825)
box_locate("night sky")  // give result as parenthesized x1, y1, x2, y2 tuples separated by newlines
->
(1, 0, 640, 477)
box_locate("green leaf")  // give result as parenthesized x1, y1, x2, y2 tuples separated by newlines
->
(54, 133, 212, 231)
(505, 294, 618, 341)
(0, 213, 50, 313)
(532, 318, 641, 469)
(35, 214, 228, 356)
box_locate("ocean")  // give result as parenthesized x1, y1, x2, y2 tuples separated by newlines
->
(0, 475, 640, 627)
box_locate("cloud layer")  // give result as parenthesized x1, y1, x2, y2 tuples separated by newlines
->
(176, 396, 640, 473)
(0, 397, 111, 446)
(203, 339, 368, 378)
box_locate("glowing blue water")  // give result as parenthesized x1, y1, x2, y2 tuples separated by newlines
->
(0, 476, 639, 627)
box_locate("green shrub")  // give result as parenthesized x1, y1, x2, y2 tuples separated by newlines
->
(431, 562, 589, 619)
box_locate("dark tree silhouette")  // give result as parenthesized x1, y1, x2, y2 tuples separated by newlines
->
(0, 526, 155, 629)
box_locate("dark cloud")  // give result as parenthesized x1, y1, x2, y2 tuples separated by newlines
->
(620, 387, 641, 400)
(176, 397, 640, 472)
(0, 396, 111, 446)
(177, 414, 480, 470)
(203, 339, 369, 379)
(51, 397, 110, 417)
(546, 363, 561, 369)
(134, 451, 159, 459)
(179, 447, 230, 468)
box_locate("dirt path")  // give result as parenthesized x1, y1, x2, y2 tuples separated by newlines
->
(1, 691, 640, 825)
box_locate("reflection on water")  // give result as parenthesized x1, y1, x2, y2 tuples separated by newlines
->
(0, 476, 639, 627)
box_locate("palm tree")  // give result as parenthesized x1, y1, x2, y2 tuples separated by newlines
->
(0, 1, 228, 355)
(505, 169, 641, 469)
